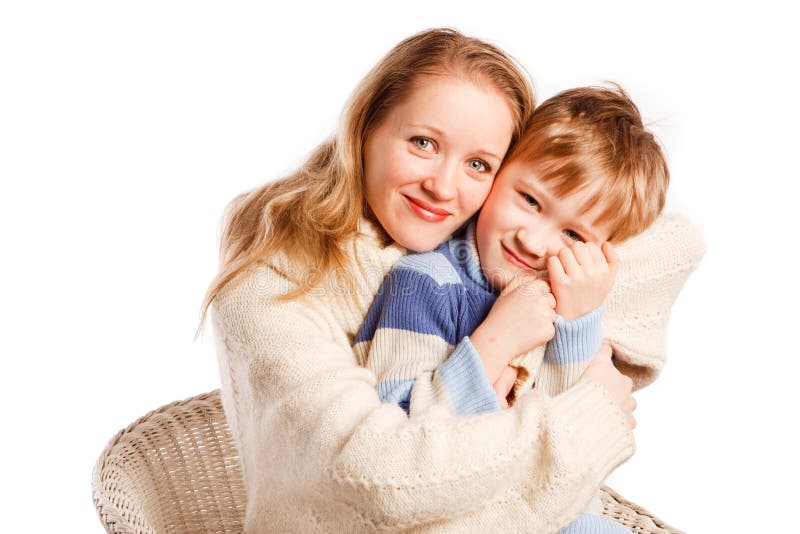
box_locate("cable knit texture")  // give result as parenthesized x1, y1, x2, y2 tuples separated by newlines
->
(353, 221, 629, 533)
(211, 213, 702, 533)
(601, 213, 706, 390)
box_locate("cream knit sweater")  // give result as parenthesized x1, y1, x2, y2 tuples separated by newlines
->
(211, 213, 703, 533)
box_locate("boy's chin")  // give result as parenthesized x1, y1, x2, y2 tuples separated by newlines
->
(487, 267, 550, 291)
(509, 267, 550, 283)
(532, 269, 550, 282)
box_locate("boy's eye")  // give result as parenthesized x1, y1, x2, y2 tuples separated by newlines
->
(468, 159, 490, 172)
(565, 229, 584, 242)
(411, 137, 435, 151)
(522, 193, 540, 209)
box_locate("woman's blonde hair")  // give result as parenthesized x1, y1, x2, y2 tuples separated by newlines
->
(196, 28, 535, 337)
(506, 84, 669, 243)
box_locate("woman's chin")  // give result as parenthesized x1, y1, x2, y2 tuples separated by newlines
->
(393, 228, 448, 253)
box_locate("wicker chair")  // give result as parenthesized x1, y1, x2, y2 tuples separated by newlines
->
(92, 390, 684, 533)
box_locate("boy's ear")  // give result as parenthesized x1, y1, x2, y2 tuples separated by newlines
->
(601, 213, 706, 391)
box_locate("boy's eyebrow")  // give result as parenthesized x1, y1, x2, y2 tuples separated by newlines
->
(407, 123, 503, 163)
(572, 220, 600, 241)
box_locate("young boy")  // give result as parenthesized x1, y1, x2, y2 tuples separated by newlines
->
(354, 86, 675, 533)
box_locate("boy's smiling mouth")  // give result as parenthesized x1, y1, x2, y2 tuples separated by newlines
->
(501, 242, 534, 269)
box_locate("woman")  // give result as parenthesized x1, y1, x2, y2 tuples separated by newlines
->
(199, 28, 639, 532)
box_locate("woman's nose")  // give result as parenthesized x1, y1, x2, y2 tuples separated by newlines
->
(421, 160, 457, 201)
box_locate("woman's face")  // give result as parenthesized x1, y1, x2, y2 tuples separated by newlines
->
(363, 75, 515, 252)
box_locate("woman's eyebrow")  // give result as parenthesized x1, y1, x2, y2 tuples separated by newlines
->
(407, 123, 445, 137)
(474, 149, 503, 163)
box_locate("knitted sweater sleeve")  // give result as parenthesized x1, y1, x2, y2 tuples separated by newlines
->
(213, 266, 635, 531)
(357, 267, 501, 416)
(535, 306, 605, 397)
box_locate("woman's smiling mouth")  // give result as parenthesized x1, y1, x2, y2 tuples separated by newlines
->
(403, 195, 452, 223)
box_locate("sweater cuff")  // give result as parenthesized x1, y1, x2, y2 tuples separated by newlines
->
(438, 337, 502, 415)
(548, 378, 635, 481)
(545, 305, 605, 365)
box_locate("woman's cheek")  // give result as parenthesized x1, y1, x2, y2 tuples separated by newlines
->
(465, 180, 494, 215)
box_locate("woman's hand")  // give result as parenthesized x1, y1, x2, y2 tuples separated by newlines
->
(580, 344, 637, 429)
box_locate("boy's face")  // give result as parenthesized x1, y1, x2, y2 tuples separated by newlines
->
(475, 159, 614, 290)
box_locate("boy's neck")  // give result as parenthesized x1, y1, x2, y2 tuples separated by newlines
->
(448, 221, 494, 293)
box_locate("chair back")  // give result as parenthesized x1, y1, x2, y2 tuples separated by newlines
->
(92, 391, 246, 533)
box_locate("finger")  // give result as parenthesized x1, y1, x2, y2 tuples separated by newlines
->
(532, 279, 551, 296)
(624, 375, 634, 391)
(495, 365, 518, 387)
(629, 414, 637, 430)
(602, 241, 620, 279)
(501, 269, 535, 296)
(587, 343, 613, 367)
(495, 366, 519, 397)
(544, 292, 556, 309)
(571, 241, 594, 268)
(539, 309, 557, 330)
(587, 241, 607, 266)
(493, 381, 508, 402)
(514, 269, 540, 294)
(545, 320, 556, 340)
(558, 247, 581, 277)
(547, 255, 567, 285)
(623, 396, 636, 412)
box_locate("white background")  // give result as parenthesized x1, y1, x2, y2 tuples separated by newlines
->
(1, 1, 797, 532)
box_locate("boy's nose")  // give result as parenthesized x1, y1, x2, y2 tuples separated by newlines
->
(515, 227, 550, 259)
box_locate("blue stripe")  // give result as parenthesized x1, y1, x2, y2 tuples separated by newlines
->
(355, 278, 390, 343)
(447, 222, 491, 290)
(438, 337, 501, 415)
(376, 378, 415, 413)
(544, 306, 605, 365)
(395, 251, 462, 286)
(560, 513, 630, 533)
(363, 269, 464, 345)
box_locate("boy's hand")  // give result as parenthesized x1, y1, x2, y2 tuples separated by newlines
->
(547, 241, 619, 321)
(493, 365, 519, 409)
(471, 272, 556, 383)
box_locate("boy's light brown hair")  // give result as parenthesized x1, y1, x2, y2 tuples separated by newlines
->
(505, 84, 668, 243)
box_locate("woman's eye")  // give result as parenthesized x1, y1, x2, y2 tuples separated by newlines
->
(565, 229, 584, 242)
(468, 159, 489, 172)
(411, 137, 435, 151)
